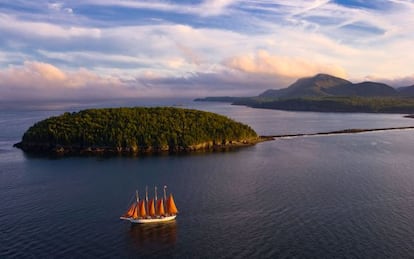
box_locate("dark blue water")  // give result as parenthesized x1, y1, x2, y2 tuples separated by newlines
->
(1, 101, 414, 258)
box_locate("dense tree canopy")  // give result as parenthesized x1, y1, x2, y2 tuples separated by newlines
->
(233, 96, 414, 113)
(16, 107, 258, 153)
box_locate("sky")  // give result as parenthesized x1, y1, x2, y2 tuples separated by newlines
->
(1, 0, 414, 101)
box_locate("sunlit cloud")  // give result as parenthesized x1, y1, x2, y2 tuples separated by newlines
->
(0, 62, 131, 100)
(224, 50, 347, 79)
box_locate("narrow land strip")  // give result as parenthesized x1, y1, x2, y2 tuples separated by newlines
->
(261, 126, 414, 140)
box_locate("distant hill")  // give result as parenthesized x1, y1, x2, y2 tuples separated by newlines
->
(260, 74, 351, 98)
(259, 74, 397, 98)
(194, 73, 414, 114)
(398, 85, 414, 96)
(326, 81, 397, 97)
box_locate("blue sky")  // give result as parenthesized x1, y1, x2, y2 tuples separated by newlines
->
(1, 0, 414, 101)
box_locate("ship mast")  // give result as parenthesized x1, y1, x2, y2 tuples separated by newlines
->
(136, 190, 139, 203)
(163, 185, 167, 215)
(163, 185, 167, 202)
(145, 186, 149, 216)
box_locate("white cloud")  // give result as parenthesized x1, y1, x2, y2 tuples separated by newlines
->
(48, 3, 63, 11)
(37, 50, 154, 66)
(81, 0, 238, 17)
(47, 2, 74, 15)
(64, 8, 73, 14)
(199, 0, 239, 16)
(0, 14, 100, 39)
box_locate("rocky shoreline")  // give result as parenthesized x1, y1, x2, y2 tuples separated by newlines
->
(14, 137, 267, 156)
(14, 125, 414, 156)
(13, 107, 261, 157)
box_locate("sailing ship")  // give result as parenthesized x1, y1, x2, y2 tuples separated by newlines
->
(120, 185, 178, 224)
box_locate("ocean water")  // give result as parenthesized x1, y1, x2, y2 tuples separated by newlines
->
(1, 100, 414, 258)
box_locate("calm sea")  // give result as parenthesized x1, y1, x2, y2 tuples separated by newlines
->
(1, 99, 414, 258)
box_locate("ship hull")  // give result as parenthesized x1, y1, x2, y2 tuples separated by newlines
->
(120, 215, 176, 224)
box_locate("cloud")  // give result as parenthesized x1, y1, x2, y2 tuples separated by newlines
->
(240, 0, 408, 45)
(1, 0, 414, 102)
(199, 0, 238, 16)
(136, 66, 299, 97)
(2, 5, 413, 80)
(0, 14, 100, 40)
(175, 43, 204, 66)
(37, 50, 157, 67)
(363, 74, 414, 88)
(64, 8, 74, 14)
(0, 60, 293, 102)
(48, 3, 63, 11)
(0, 61, 134, 100)
(223, 50, 347, 79)
(81, 0, 237, 17)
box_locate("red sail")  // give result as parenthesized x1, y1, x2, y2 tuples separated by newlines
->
(157, 199, 165, 216)
(139, 200, 147, 218)
(167, 194, 178, 215)
(148, 199, 156, 217)
(132, 203, 139, 219)
(123, 202, 137, 217)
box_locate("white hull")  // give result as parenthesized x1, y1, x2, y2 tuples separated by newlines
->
(120, 215, 176, 224)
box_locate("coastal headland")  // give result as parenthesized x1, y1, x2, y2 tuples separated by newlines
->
(195, 74, 414, 114)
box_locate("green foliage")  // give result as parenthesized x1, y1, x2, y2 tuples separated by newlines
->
(20, 107, 257, 151)
(234, 96, 414, 113)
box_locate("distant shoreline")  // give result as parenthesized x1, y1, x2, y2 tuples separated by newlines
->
(195, 97, 414, 114)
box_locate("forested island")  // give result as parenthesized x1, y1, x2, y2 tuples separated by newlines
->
(196, 74, 414, 114)
(14, 107, 259, 155)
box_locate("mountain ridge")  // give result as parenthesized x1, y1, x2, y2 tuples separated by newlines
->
(259, 73, 399, 98)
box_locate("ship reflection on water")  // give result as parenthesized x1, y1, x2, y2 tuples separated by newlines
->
(127, 221, 177, 251)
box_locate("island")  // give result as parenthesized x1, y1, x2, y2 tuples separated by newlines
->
(232, 96, 414, 113)
(196, 74, 414, 114)
(14, 107, 260, 155)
